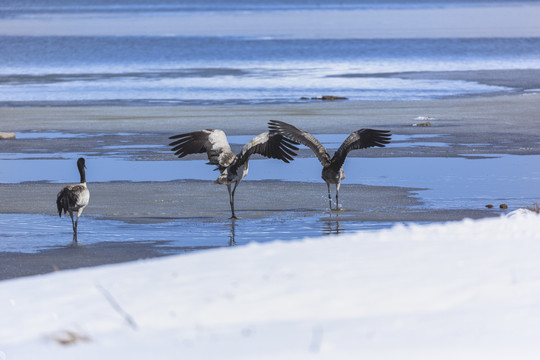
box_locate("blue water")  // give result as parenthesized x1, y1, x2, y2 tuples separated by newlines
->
(0, 0, 535, 15)
(2, 135, 538, 254)
(0, 213, 392, 253)
(2, 132, 539, 211)
(2, 129, 539, 210)
(0, 0, 535, 16)
(1, 0, 540, 105)
(2, 154, 539, 209)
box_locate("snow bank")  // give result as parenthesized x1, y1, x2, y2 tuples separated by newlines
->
(1, 212, 540, 359)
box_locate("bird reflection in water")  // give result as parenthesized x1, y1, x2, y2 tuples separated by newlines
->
(322, 215, 342, 235)
(228, 218, 237, 246)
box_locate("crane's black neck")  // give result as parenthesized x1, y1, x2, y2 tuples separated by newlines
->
(77, 158, 86, 184)
(79, 167, 86, 184)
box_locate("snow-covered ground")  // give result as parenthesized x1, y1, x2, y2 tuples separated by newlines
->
(2, 210, 540, 359)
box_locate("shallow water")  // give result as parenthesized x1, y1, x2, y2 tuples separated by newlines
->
(2, 131, 539, 211)
(1, 130, 538, 258)
(1, 151, 538, 209)
(0, 213, 392, 254)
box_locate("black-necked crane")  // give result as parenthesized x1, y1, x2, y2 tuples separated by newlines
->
(168, 129, 298, 218)
(268, 120, 391, 210)
(56, 157, 90, 245)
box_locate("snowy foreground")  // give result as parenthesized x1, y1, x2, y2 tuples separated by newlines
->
(2, 211, 540, 359)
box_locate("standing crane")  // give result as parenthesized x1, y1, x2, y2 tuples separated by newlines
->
(169, 129, 298, 218)
(56, 157, 90, 245)
(268, 120, 391, 210)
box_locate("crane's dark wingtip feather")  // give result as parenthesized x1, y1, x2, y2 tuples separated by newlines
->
(170, 142, 193, 152)
(281, 142, 298, 154)
(351, 128, 393, 148)
(282, 142, 299, 151)
(278, 136, 299, 160)
(268, 120, 286, 132)
(169, 133, 192, 140)
(268, 120, 299, 134)
(282, 137, 300, 147)
(168, 134, 192, 146)
(173, 151, 188, 158)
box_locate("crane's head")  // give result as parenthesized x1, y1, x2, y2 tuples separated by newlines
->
(77, 157, 86, 170)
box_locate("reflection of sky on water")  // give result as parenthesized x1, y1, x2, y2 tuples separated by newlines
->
(2, 132, 539, 209)
(14, 131, 440, 144)
(357, 155, 540, 209)
(228, 133, 450, 149)
(0, 154, 538, 209)
(14, 131, 142, 139)
(0, 213, 391, 254)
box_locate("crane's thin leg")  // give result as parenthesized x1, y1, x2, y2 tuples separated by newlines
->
(231, 182, 239, 219)
(69, 212, 77, 245)
(326, 182, 332, 211)
(227, 184, 234, 218)
(228, 183, 238, 219)
(74, 214, 79, 245)
(336, 182, 341, 211)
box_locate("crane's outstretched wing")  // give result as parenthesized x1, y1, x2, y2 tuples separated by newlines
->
(330, 129, 391, 171)
(228, 132, 299, 176)
(169, 129, 235, 169)
(268, 120, 331, 167)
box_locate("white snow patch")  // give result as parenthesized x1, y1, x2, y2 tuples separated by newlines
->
(2, 212, 540, 359)
(414, 116, 436, 122)
(506, 207, 538, 217)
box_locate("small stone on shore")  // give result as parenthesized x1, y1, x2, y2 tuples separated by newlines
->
(321, 95, 348, 101)
(303, 95, 348, 101)
(412, 116, 435, 127)
(412, 121, 431, 127)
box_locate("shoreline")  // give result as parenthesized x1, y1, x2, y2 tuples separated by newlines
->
(2, 92, 540, 157)
(2, 91, 540, 131)
(1, 68, 540, 109)
(332, 68, 540, 93)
